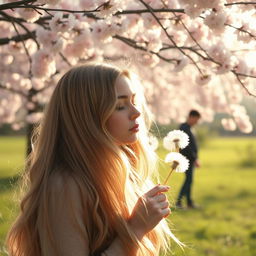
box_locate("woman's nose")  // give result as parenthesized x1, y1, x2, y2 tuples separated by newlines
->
(130, 106, 141, 120)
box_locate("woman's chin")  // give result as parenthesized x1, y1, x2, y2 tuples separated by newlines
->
(116, 135, 139, 145)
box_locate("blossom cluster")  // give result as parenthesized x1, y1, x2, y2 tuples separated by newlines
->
(0, 0, 255, 133)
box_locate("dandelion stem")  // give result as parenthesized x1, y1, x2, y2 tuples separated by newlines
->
(174, 140, 179, 152)
(163, 167, 175, 185)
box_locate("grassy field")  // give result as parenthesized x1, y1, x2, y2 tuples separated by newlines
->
(0, 136, 256, 256)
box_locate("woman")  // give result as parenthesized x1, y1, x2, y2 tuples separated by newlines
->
(7, 63, 181, 256)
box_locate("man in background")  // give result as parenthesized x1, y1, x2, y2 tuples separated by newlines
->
(176, 110, 201, 209)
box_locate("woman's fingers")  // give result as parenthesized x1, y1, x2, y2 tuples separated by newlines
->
(145, 185, 170, 198)
(154, 193, 167, 202)
(159, 201, 169, 209)
(162, 207, 171, 218)
(128, 185, 172, 237)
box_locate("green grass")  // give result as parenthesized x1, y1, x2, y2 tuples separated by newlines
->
(0, 136, 26, 255)
(158, 137, 256, 256)
(0, 136, 256, 256)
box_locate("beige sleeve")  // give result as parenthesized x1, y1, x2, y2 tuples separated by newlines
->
(39, 174, 140, 256)
(38, 174, 90, 256)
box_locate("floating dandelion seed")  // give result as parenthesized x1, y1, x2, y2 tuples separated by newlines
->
(149, 135, 159, 151)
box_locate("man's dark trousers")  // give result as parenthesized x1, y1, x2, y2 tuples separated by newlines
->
(177, 158, 195, 206)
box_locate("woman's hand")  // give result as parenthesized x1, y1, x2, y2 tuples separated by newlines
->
(128, 185, 171, 240)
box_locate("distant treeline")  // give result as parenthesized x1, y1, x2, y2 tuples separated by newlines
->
(0, 116, 255, 138)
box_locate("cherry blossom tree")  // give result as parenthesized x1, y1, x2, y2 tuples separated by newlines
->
(0, 0, 256, 154)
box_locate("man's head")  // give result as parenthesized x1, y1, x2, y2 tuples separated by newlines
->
(187, 110, 201, 126)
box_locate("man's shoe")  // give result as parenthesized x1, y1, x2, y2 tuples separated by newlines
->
(187, 203, 201, 209)
(175, 202, 184, 209)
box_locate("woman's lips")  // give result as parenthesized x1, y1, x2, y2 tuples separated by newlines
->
(129, 124, 139, 132)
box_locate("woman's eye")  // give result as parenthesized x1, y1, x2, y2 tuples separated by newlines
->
(116, 105, 125, 110)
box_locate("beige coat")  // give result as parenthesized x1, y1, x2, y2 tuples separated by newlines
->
(38, 173, 128, 256)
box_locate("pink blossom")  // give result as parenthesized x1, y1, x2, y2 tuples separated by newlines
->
(0, 21, 14, 37)
(235, 59, 250, 75)
(17, 8, 40, 23)
(20, 78, 32, 90)
(179, 0, 191, 5)
(0, 94, 22, 124)
(235, 21, 255, 43)
(237, 31, 252, 44)
(204, 10, 227, 33)
(221, 118, 236, 131)
(38, 0, 60, 5)
(79, 0, 98, 10)
(49, 13, 75, 33)
(143, 29, 162, 52)
(2, 54, 13, 65)
(212, 89, 228, 112)
(229, 104, 247, 116)
(141, 13, 159, 28)
(31, 49, 56, 79)
(26, 112, 43, 124)
(119, 14, 143, 37)
(11, 123, 22, 131)
(27, 102, 35, 110)
(195, 74, 211, 85)
(95, 0, 127, 19)
(148, 0, 166, 9)
(139, 53, 160, 67)
(216, 58, 234, 74)
(235, 115, 253, 134)
(31, 78, 45, 90)
(7, 42, 24, 53)
(184, 6, 203, 19)
(91, 20, 117, 43)
(167, 30, 187, 46)
(197, 0, 225, 9)
(0, 0, 255, 135)
(207, 43, 231, 63)
(36, 27, 58, 47)
(64, 32, 94, 58)
(188, 22, 208, 42)
(167, 0, 180, 9)
(173, 57, 189, 72)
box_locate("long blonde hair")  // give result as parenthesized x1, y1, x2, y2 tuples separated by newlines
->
(7, 63, 179, 256)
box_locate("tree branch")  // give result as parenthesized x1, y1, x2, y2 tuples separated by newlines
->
(226, 23, 256, 41)
(0, 83, 27, 97)
(0, 30, 35, 45)
(225, 2, 256, 6)
(138, 0, 204, 74)
(11, 20, 32, 77)
(0, 0, 36, 11)
(232, 72, 256, 97)
(0, 10, 40, 48)
(114, 35, 176, 63)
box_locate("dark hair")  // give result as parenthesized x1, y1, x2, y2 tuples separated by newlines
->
(188, 110, 201, 117)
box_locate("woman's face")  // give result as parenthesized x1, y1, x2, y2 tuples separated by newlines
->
(106, 75, 141, 145)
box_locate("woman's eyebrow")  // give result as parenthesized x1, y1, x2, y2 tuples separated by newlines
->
(117, 93, 135, 99)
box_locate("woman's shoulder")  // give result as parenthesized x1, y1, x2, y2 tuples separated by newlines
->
(48, 169, 84, 201)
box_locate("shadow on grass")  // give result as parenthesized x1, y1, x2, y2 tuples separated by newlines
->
(0, 175, 20, 192)
(195, 227, 207, 240)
